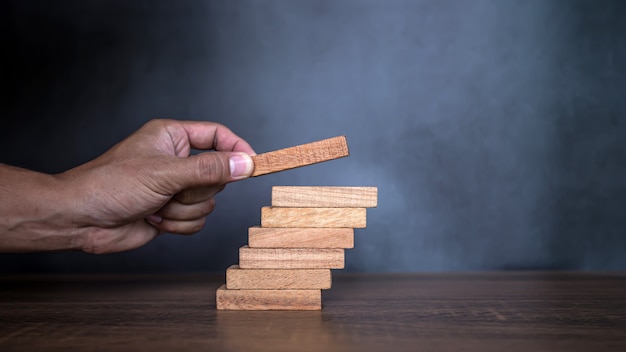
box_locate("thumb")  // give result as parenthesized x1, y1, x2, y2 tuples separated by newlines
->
(169, 152, 254, 190)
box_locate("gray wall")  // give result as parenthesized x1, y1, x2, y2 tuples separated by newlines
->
(1, 0, 625, 272)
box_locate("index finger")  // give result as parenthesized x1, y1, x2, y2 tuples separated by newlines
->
(176, 120, 256, 155)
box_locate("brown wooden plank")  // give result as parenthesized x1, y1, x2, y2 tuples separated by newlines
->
(251, 136, 349, 177)
(248, 226, 354, 248)
(216, 285, 321, 310)
(239, 246, 345, 269)
(261, 207, 366, 228)
(225, 265, 331, 290)
(272, 186, 378, 208)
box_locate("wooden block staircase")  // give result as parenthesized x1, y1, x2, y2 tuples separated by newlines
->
(216, 186, 378, 310)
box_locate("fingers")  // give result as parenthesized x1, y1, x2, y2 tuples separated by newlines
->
(150, 217, 207, 235)
(158, 198, 216, 221)
(166, 151, 254, 191)
(147, 194, 217, 235)
(153, 119, 256, 155)
(174, 185, 225, 204)
(134, 120, 256, 194)
(181, 121, 256, 154)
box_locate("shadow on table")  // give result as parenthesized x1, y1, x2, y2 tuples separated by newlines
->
(215, 311, 352, 352)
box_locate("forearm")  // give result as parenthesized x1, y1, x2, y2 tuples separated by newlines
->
(0, 164, 84, 252)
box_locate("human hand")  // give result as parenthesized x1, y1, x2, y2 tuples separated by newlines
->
(58, 119, 255, 254)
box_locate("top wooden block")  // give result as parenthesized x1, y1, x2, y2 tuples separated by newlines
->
(272, 186, 378, 208)
(251, 136, 349, 177)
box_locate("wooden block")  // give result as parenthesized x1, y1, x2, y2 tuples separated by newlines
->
(226, 265, 331, 289)
(239, 246, 344, 269)
(261, 207, 366, 228)
(216, 285, 321, 310)
(248, 226, 354, 248)
(251, 136, 349, 177)
(272, 186, 378, 208)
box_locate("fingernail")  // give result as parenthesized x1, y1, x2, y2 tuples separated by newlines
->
(229, 153, 253, 179)
(146, 214, 162, 224)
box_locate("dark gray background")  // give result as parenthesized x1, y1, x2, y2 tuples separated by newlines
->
(1, 0, 625, 273)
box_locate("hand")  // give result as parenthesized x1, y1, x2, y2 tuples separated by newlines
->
(0, 119, 255, 254)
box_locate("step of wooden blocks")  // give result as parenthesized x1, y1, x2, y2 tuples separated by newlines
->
(216, 285, 321, 311)
(248, 226, 354, 248)
(226, 265, 331, 289)
(217, 183, 377, 311)
(239, 246, 344, 269)
(272, 186, 378, 208)
(261, 207, 367, 228)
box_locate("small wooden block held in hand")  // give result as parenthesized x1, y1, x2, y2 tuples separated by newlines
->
(272, 186, 378, 208)
(261, 207, 366, 228)
(251, 136, 349, 177)
(216, 285, 321, 311)
(239, 246, 345, 269)
(248, 226, 354, 248)
(226, 265, 331, 289)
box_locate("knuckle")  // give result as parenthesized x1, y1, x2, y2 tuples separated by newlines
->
(205, 199, 216, 214)
(147, 118, 170, 127)
(144, 118, 164, 130)
(191, 218, 206, 233)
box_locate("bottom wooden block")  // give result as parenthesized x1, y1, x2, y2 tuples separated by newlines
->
(216, 285, 321, 311)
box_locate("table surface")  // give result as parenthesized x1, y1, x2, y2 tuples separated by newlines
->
(1, 272, 625, 352)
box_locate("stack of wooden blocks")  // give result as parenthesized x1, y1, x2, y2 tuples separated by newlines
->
(216, 186, 378, 310)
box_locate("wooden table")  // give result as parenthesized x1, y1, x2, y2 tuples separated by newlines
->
(1, 272, 625, 351)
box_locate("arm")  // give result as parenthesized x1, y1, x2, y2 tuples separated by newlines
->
(0, 119, 255, 254)
(0, 164, 80, 252)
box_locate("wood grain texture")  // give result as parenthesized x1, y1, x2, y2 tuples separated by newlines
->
(248, 226, 354, 248)
(216, 285, 321, 310)
(225, 265, 331, 289)
(1, 273, 626, 351)
(239, 246, 345, 269)
(261, 207, 366, 228)
(250, 136, 349, 177)
(272, 186, 378, 208)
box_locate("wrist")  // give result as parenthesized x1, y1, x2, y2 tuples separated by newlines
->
(50, 171, 90, 252)
(0, 165, 85, 252)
